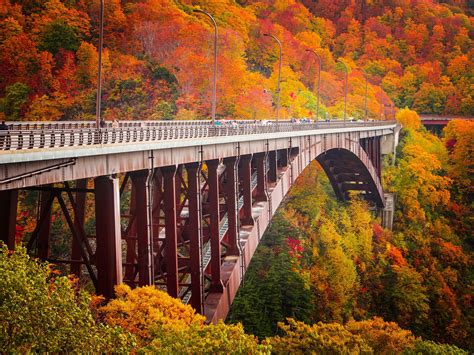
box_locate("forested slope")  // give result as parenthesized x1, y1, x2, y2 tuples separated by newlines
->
(228, 111, 473, 350)
(0, 0, 472, 122)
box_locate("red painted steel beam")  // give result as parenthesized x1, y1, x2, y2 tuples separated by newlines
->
(224, 156, 240, 256)
(206, 159, 224, 292)
(37, 187, 53, 259)
(0, 189, 18, 250)
(278, 149, 289, 168)
(268, 150, 278, 183)
(254, 153, 268, 202)
(161, 165, 179, 298)
(186, 162, 204, 313)
(377, 137, 381, 178)
(131, 171, 154, 286)
(124, 181, 137, 283)
(239, 154, 254, 226)
(94, 175, 123, 298)
(71, 179, 87, 275)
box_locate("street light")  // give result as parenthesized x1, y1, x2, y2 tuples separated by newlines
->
(360, 67, 368, 121)
(194, 9, 218, 125)
(263, 33, 282, 122)
(96, 0, 104, 129)
(305, 49, 322, 122)
(337, 59, 349, 124)
(379, 90, 384, 121)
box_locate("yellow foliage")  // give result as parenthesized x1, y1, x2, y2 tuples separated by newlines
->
(346, 317, 416, 354)
(100, 284, 204, 342)
(268, 318, 371, 354)
(146, 321, 270, 354)
(395, 107, 421, 130)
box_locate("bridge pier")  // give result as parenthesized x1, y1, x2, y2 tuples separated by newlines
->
(71, 179, 87, 276)
(223, 157, 240, 256)
(267, 150, 278, 183)
(95, 175, 123, 298)
(186, 162, 204, 313)
(37, 188, 53, 259)
(161, 165, 179, 298)
(0, 189, 18, 250)
(130, 170, 154, 287)
(206, 159, 224, 293)
(239, 155, 254, 226)
(254, 153, 268, 202)
(124, 179, 137, 284)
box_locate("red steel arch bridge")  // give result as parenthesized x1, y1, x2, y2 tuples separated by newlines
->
(0, 120, 399, 322)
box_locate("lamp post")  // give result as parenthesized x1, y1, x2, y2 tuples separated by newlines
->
(263, 33, 282, 122)
(379, 90, 384, 121)
(337, 59, 349, 124)
(305, 49, 322, 122)
(194, 9, 218, 125)
(96, 0, 104, 129)
(361, 68, 368, 121)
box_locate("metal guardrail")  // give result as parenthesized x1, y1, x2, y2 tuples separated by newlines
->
(0, 120, 395, 151)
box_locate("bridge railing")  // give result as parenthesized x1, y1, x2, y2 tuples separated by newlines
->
(0, 121, 394, 151)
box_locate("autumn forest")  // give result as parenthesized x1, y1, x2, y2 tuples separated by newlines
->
(0, 0, 473, 353)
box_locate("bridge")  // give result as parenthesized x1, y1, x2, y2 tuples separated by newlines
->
(420, 115, 472, 134)
(420, 115, 473, 125)
(0, 120, 399, 322)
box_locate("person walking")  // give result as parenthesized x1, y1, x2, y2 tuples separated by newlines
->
(0, 120, 9, 149)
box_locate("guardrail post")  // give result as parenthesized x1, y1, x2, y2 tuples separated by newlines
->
(0, 190, 18, 250)
(94, 175, 123, 298)
(186, 162, 204, 313)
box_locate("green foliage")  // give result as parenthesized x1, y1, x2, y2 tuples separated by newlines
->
(144, 321, 270, 354)
(410, 339, 468, 354)
(38, 19, 80, 55)
(268, 318, 372, 354)
(0, 244, 135, 353)
(228, 215, 313, 338)
(0, 82, 29, 120)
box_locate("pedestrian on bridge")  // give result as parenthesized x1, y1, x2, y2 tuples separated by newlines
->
(0, 120, 9, 149)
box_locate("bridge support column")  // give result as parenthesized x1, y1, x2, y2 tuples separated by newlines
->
(95, 175, 123, 298)
(254, 153, 268, 202)
(0, 190, 18, 250)
(279, 149, 289, 168)
(131, 171, 154, 287)
(186, 162, 204, 313)
(161, 165, 179, 298)
(239, 154, 254, 226)
(71, 179, 87, 275)
(37, 187, 53, 259)
(376, 137, 381, 178)
(224, 157, 240, 256)
(124, 182, 137, 284)
(268, 150, 278, 183)
(152, 171, 163, 242)
(206, 159, 224, 293)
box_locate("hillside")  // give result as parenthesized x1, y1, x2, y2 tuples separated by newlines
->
(0, 0, 472, 122)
